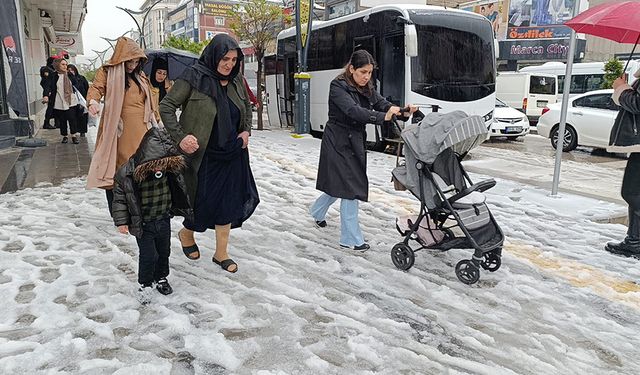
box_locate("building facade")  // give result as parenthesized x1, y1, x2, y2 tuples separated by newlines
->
(141, 0, 182, 49)
(0, 0, 87, 142)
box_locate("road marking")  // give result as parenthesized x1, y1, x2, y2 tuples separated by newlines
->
(505, 241, 640, 309)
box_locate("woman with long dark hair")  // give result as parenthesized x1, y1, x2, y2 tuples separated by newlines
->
(160, 34, 259, 273)
(311, 49, 417, 251)
(86, 37, 158, 214)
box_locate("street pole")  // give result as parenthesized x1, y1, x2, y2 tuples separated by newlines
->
(293, 0, 313, 134)
(116, 0, 163, 48)
(551, 3, 582, 196)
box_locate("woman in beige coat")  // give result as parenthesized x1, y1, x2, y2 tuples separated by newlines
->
(86, 37, 158, 213)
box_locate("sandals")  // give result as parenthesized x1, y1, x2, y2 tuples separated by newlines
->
(178, 229, 200, 260)
(213, 257, 238, 273)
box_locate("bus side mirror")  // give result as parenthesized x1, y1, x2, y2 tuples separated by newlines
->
(405, 24, 418, 57)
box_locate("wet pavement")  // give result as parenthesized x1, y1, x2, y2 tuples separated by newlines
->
(0, 128, 93, 194)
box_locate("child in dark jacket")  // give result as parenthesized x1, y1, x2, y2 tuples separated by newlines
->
(112, 126, 192, 304)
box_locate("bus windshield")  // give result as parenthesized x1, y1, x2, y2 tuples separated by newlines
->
(409, 12, 495, 102)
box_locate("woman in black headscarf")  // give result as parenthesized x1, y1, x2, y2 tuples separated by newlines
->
(160, 34, 258, 273)
(150, 57, 172, 114)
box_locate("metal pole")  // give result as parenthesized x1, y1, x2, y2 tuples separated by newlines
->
(551, 3, 582, 196)
(294, 0, 302, 133)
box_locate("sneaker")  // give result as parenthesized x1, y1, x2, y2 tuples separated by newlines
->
(340, 243, 370, 252)
(315, 220, 327, 228)
(137, 284, 154, 305)
(61, 136, 68, 144)
(71, 136, 79, 144)
(155, 278, 173, 295)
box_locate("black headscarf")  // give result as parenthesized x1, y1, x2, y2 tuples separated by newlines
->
(180, 34, 244, 148)
(151, 57, 168, 102)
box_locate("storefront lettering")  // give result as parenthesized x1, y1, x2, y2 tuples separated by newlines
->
(508, 29, 554, 39)
(509, 43, 569, 57)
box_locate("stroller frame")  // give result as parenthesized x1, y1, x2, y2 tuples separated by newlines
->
(391, 150, 504, 285)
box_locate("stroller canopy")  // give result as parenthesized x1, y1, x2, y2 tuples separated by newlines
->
(402, 111, 487, 164)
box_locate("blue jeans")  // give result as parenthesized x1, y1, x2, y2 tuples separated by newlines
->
(310, 193, 365, 247)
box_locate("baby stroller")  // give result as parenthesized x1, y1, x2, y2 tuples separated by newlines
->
(391, 111, 504, 285)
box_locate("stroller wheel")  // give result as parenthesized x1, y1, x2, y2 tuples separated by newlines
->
(391, 243, 415, 271)
(455, 260, 480, 285)
(481, 251, 502, 272)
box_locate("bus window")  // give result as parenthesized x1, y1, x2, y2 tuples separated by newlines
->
(409, 13, 495, 102)
(585, 74, 605, 92)
(381, 34, 404, 104)
(530, 75, 555, 95)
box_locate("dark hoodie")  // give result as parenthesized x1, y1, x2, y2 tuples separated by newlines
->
(112, 127, 193, 238)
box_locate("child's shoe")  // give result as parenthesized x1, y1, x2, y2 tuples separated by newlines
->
(155, 278, 173, 295)
(138, 284, 154, 304)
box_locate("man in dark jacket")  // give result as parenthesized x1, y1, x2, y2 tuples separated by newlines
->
(40, 57, 57, 129)
(605, 68, 640, 257)
(112, 126, 192, 303)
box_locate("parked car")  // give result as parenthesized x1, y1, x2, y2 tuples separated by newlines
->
(496, 72, 558, 124)
(490, 99, 530, 139)
(537, 89, 618, 152)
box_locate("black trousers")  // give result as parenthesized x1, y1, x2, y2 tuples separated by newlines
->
(136, 217, 171, 286)
(53, 108, 78, 136)
(622, 153, 640, 239)
(106, 189, 114, 217)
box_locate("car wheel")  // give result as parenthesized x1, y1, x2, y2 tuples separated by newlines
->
(551, 125, 578, 152)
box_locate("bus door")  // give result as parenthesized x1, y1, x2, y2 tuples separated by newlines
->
(378, 33, 405, 140)
(279, 54, 296, 128)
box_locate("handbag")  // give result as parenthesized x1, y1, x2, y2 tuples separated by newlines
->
(73, 87, 88, 114)
(391, 140, 407, 191)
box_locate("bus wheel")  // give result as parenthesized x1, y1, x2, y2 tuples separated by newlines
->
(310, 130, 323, 139)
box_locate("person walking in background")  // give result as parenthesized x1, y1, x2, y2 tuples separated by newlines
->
(310, 49, 417, 252)
(605, 67, 640, 258)
(160, 34, 259, 273)
(149, 57, 172, 119)
(68, 64, 89, 137)
(243, 76, 259, 109)
(40, 57, 57, 129)
(42, 58, 80, 144)
(86, 37, 158, 215)
(112, 127, 192, 304)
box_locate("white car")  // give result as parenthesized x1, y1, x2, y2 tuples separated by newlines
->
(537, 89, 618, 152)
(489, 99, 530, 139)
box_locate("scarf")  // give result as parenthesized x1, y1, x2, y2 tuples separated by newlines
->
(86, 65, 156, 189)
(61, 72, 72, 105)
(179, 34, 244, 148)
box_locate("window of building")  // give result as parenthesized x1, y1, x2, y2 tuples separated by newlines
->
(215, 16, 225, 26)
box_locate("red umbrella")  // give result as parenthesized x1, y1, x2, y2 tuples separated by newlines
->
(565, 1, 640, 71)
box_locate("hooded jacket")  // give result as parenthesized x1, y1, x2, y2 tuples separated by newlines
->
(609, 69, 640, 152)
(112, 127, 193, 238)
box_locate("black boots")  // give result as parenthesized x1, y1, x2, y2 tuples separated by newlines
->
(605, 237, 640, 257)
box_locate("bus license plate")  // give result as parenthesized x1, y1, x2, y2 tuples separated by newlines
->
(537, 101, 548, 108)
(506, 126, 522, 133)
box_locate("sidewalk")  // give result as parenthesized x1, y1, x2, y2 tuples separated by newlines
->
(0, 127, 93, 194)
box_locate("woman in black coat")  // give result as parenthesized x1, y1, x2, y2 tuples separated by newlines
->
(605, 69, 640, 257)
(310, 50, 417, 251)
(67, 64, 89, 137)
